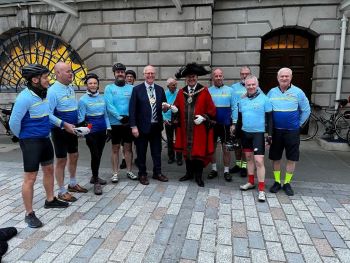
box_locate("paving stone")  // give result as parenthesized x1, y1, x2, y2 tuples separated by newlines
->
(285, 252, 305, 263)
(315, 217, 336, 231)
(318, 202, 336, 213)
(335, 248, 350, 263)
(233, 256, 251, 263)
(308, 205, 326, 218)
(262, 225, 279, 242)
(266, 241, 286, 261)
(88, 248, 113, 263)
(122, 225, 143, 242)
(287, 214, 304, 228)
(233, 237, 249, 257)
(282, 204, 298, 215)
(75, 238, 103, 258)
(72, 228, 97, 245)
(200, 233, 216, 252)
(216, 244, 232, 263)
(326, 213, 345, 226)
(324, 231, 348, 248)
(304, 223, 325, 238)
(115, 216, 135, 232)
(300, 244, 323, 263)
(292, 200, 308, 211)
(198, 250, 215, 263)
(232, 210, 245, 223)
(181, 239, 199, 260)
(219, 203, 231, 215)
(270, 207, 286, 220)
(47, 234, 76, 253)
(217, 227, 232, 245)
(246, 217, 261, 232)
(280, 234, 300, 253)
(251, 248, 268, 263)
(34, 252, 58, 263)
(203, 218, 217, 234)
(275, 220, 293, 235)
(312, 238, 335, 257)
(143, 243, 166, 263)
(258, 212, 274, 226)
(186, 224, 202, 240)
(20, 240, 52, 261)
(190, 211, 204, 225)
(232, 222, 247, 238)
(334, 225, 350, 240)
(321, 256, 341, 263)
(218, 214, 231, 228)
(109, 240, 133, 261)
(248, 231, 265, 249)
(54, 244, 82, 263)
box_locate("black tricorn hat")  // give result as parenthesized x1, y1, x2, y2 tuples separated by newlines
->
(175, 62, 211, 79)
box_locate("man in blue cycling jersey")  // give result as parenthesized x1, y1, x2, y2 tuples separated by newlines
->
(230, 66, 250, 177)
(268, 68, 310, 196)
(105, 63, 137, 183)
(10, 64, 68, 228)
(208, 68, 235, 181)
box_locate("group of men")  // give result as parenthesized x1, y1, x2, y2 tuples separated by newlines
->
(9, 60, 310, 228)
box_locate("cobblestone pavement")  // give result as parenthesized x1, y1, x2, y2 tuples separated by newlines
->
(1, 156, 350, 263)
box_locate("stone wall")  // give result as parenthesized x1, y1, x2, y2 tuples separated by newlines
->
(0, 0, 349, 107)
(213, 0, 348, 106)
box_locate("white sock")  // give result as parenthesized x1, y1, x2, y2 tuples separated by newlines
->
(212, 163, 217, 171)
(224, 166, 229, 173)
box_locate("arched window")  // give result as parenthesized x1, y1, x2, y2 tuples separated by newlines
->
(0, 28, 87, 92)
(263, 33, 309, 49)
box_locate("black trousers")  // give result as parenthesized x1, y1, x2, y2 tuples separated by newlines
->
(135, 124, 162, 176)
(164, 124, 182, 161)
(186, 159, 204, 177)
(85, 131, 106, 179)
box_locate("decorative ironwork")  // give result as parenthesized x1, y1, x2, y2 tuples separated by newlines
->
(263, 33, 309, 50)
(0, 28, 87, 92)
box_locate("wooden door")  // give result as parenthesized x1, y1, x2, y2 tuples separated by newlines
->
(259, 29, 315, 100)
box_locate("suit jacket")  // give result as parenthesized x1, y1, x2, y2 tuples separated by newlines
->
(129, 82, 167, 134)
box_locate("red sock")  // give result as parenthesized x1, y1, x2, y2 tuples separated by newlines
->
(258, 182, 265, 191)
(248, 175, 254, 185)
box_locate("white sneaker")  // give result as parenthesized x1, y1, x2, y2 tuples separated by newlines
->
(240, 182, 255, 191)
(258, 191, 266, 202)
(127, 171, 138, 180)
(111, 173, 119, 183)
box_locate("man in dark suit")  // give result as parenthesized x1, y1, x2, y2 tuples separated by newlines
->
(129, 65, 169, 185)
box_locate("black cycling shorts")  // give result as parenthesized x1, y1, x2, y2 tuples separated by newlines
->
(269, 129, 300, 161)
(213, 124, 231, 144)
(51, 128, 78, 158)
(20, 137, 54, 172)
(241, 131, 265, 155)
(111, 125, 133, 145)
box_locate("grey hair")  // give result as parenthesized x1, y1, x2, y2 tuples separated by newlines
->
(277, 67, 292, 76)
(244, 74, 259, 86)
(166, 77, 176, 86)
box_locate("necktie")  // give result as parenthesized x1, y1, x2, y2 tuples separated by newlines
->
(149, 86, 157, 121)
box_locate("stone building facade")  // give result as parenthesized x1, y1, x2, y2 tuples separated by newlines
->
(0, 0, 348, 108)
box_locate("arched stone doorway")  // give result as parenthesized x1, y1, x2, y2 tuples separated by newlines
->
(259, 27, 316, 99)
(0, 28, 87, 92)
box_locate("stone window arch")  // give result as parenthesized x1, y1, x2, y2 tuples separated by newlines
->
(0, 28, 87, 92)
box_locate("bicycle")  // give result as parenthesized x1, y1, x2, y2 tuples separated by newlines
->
(300, 99, 350, 141)
(0, 103, 18, 142)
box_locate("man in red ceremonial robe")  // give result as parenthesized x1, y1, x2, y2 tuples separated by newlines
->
(172, 63, 216, 187)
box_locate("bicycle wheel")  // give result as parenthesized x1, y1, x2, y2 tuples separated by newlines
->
(335, 115, 350, 140)
(347, 129, 350, 146)
(300, 114, 318, 141)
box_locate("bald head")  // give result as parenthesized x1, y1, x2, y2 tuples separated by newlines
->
(212, 68, 224, 87)
(54, 62, 73, 85)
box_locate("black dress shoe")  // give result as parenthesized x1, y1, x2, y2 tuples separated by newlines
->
(240, 168, 247, 177)
(177, 160, 183, 166)
(179, 173, 193, 181)
(152, 174, 169, 182)
(0, 240, 8, 259)
(229, 165, 240, 173)
(195, 173, 204, 187)
(139, 175, 149, 185)
(120, 159, 127, 169)
(0, 227, 17, 241)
